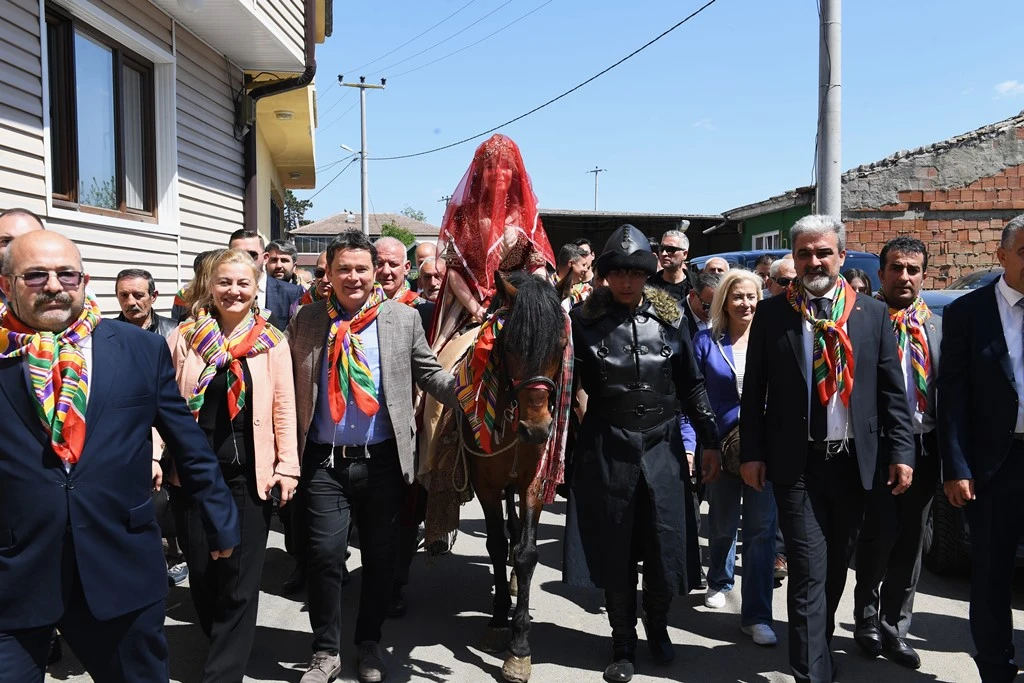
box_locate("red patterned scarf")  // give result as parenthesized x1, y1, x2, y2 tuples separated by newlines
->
(390, 280, 424, 307)
(325, 285, 387, 422)
(877, 294, 931, 411)
(788, 279, 857, 407)
(0, 294, 102, 463)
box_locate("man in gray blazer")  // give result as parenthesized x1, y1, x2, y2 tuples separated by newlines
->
(853, 236, 942, 670)
(288, 230, 456, 683)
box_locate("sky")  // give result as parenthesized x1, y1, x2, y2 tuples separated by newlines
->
(297, 0, 1024, 227)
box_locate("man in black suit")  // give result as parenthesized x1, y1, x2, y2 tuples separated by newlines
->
(939, 214, 1024, 683)
(229, 229, 304, 327)
(852, 236, 942, 670)
(0, 231, 239, 681)
(740, 214, 915, 683)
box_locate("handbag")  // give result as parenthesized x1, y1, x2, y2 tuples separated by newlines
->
(715, 339, 743, 478)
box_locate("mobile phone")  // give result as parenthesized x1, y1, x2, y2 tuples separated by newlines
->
(269, 484, 282, 506)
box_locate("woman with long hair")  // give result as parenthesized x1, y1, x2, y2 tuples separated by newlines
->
(843, 267, 872, 295)
(683, 269, 779, 646)
(429, 134, 556, 353)
(166, 248, 299, 681)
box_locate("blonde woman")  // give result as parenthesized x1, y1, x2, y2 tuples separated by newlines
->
(682, 269, 778, 646)
(166, 248, 299, 681)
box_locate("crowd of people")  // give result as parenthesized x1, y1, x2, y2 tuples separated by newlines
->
(0, 133, 1021, 683)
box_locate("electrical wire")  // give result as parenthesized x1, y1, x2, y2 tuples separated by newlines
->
(309, 157, 359, 199)
(347, 0, 481, 74)
(320, 101, 360, 132)
(367, 0, 722, 161)
(319, 89, 352, 119)
(392, 0, 555, 80)
(365, 0, 513, 77)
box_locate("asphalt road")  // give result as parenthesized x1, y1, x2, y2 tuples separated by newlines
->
(46, 498, 1018, 683)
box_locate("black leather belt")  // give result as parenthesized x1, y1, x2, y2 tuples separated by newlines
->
(594, 391, 679, 431)
(809, 439, 854, 455)
(306, 441, 369, 468)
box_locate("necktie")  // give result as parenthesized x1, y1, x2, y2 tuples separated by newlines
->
(809, 298, 829, 442)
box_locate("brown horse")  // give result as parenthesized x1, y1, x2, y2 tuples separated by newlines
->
(459, 271, 570, 682)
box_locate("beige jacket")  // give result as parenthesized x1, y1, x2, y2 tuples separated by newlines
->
(165, 328, 300, 498)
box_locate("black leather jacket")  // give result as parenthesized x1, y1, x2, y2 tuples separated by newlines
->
(571, 286, 719, 448)
(117, 312, 178, 340)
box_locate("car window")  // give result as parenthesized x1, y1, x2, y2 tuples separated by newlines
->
(946, 268, 1003, 290)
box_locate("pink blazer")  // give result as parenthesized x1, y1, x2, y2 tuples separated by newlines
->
(165, 328, 300, 499)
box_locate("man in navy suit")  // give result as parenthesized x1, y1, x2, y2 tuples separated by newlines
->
(229, 229, 303, 327)
(0, 231, 239, 682)
(939, 214, 1024, 683)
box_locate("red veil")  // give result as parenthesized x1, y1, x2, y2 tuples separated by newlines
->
(436, 134, 555, 304)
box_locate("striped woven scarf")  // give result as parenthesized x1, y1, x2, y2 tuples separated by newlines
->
(172, 286, 188, 309)
(877, 294, 931, 411)
(325, 285, 386, 423)
(299, 283, 326, 306)
(567, 282, 593, 306)
(454, 309, 507, 452)
(390, 280, 424, 307)
(788, 279, 857, 408)
(179, 309, 283, 419)
(0, 293, 102, 464)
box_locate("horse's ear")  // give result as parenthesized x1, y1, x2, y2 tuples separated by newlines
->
(496, 271, 518, 301)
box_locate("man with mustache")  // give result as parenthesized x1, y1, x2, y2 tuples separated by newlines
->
(115, 268, 176, 338)
(267, 239, 300, 284)
(740, 214, 914, 683)
(416, 256, 444, 303)
(0, 231, 238, 681)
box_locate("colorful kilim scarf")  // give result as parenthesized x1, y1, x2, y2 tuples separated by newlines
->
(788, 279, 857, 408)
(325, 285, 387, 423)
(172, 286, 188, 309)
(299, 283, 326, 306)
(179, 309, 283, 419)
(454, 308, 508, 452)
(567, 282, 593, 306)
(876, 294, 931, 411)
(391, 280, 424, 307)
(0, 293, 102, 463)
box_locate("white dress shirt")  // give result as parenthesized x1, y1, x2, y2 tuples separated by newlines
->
(803, 281, 852, 441)
(687, 297, 709, 332)
(257, 272, 268, 311)
(900, 334, 933, 435)
(995, 275, 1024, 433)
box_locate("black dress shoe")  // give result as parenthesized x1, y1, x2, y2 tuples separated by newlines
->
(282, 563, 306, 595)
(603, 658, 634, 682)
(881, 636, 921, 669)
(853, 621, 882, 658)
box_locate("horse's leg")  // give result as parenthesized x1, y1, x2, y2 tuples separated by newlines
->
(478, 485, 513, 653)
(502, 489, 542, 683)
(505, 486, 520, 596)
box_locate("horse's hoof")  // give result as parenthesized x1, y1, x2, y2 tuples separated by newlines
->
(508, 572, 518, 597)
(502, 654, 531, 682)
(479, 626, 510, 653)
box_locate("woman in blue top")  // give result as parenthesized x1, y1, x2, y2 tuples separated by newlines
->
(683, 268, 778, 646)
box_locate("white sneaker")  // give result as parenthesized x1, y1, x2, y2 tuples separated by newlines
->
(742, 623, 778, 646)
(703, 588, 726, 609)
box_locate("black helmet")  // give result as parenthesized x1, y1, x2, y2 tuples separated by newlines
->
(595, 224, 658, 278)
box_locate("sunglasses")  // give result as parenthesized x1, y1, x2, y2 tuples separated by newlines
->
(244, 250, 260, 261)
(313, 267, 326, 279)
(773, 277, 793, 287)
(659, 246, 684, 254)
(13, 270, 85, 288)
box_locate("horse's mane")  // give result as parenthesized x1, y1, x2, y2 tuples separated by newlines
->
(497, 271, 564, 379)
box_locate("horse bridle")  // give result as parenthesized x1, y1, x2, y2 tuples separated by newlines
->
(499, 341, 559, 421)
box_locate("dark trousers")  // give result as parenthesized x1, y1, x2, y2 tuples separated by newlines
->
(0, 573, 168, 682)
(395, 482, 427, 587)
(774, 446, 865, 683)
(966, 444, 1024, 683)
(305, 439, 404, 653)
(172, 465, 271, 683)
(854, 432, 940, 639)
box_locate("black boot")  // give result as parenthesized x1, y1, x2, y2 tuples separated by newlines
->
(641, 589, 675, 664)
(603, 589, 637, 682)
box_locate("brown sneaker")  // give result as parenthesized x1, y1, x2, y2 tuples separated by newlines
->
(357, 641, 387, 682)
(774, 555, 789, 580)
(300, 651, 341, 683)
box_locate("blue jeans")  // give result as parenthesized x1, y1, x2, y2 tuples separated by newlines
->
(706, 474, 777, 626)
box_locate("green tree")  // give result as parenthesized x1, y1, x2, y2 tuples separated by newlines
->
(284, 190, 313, 231)
(400, 205, 427, 222)
(381, 221, 416, 246)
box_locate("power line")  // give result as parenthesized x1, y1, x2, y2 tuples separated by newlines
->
(392, 0, 555, 80)
(347, 0, 481, 74)
(318, 89, 352, 119)
(368, 0, 722, 161)
(365, 0, 513, 77)
(309, 157, 359, 200)
(320, 100, 359, 132)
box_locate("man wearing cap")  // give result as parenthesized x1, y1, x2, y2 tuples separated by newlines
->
(563, 224, 721, 683)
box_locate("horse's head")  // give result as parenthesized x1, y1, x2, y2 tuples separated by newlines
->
(494, 271, 567, 445)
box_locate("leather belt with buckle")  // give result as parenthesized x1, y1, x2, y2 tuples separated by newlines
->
(309, 442, 369, 468)
(595, 390, 678, 431)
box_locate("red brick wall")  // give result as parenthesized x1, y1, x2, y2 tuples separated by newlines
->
(846, 164, 1024, 289)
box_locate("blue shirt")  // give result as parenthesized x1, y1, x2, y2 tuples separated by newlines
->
(310, 316, 393, 446)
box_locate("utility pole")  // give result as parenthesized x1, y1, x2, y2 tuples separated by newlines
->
(340, 76, 385, 235)
(816, 0, 842, 220)
(586, 167, 607, 211)
(438, 195, 452, 206)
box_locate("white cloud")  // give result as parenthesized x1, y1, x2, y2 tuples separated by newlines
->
(995, 80, 1024, 97)
(692, 117, 716, 131)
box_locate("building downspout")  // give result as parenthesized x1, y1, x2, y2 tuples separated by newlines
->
(242, 0, 318, 231)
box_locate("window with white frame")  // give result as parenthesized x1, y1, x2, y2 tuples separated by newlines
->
(752, 231, 781, 250)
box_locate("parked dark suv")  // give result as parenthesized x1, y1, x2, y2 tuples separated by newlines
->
(689, 249, 882, 291)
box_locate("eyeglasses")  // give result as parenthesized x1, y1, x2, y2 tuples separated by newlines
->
(773, 277, 793, 287)
(701, 301, 712, 312)
(313, 267, 326, 279)
(12, 270, 85, 288)
(659, 246, 684, 254)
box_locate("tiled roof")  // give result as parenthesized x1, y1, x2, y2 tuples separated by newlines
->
(290, 211, 439, 237)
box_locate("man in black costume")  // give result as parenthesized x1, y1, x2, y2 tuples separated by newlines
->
(563, 224, 721, 683)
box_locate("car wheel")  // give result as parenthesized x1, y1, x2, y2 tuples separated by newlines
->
(923, 482, 971, 576)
